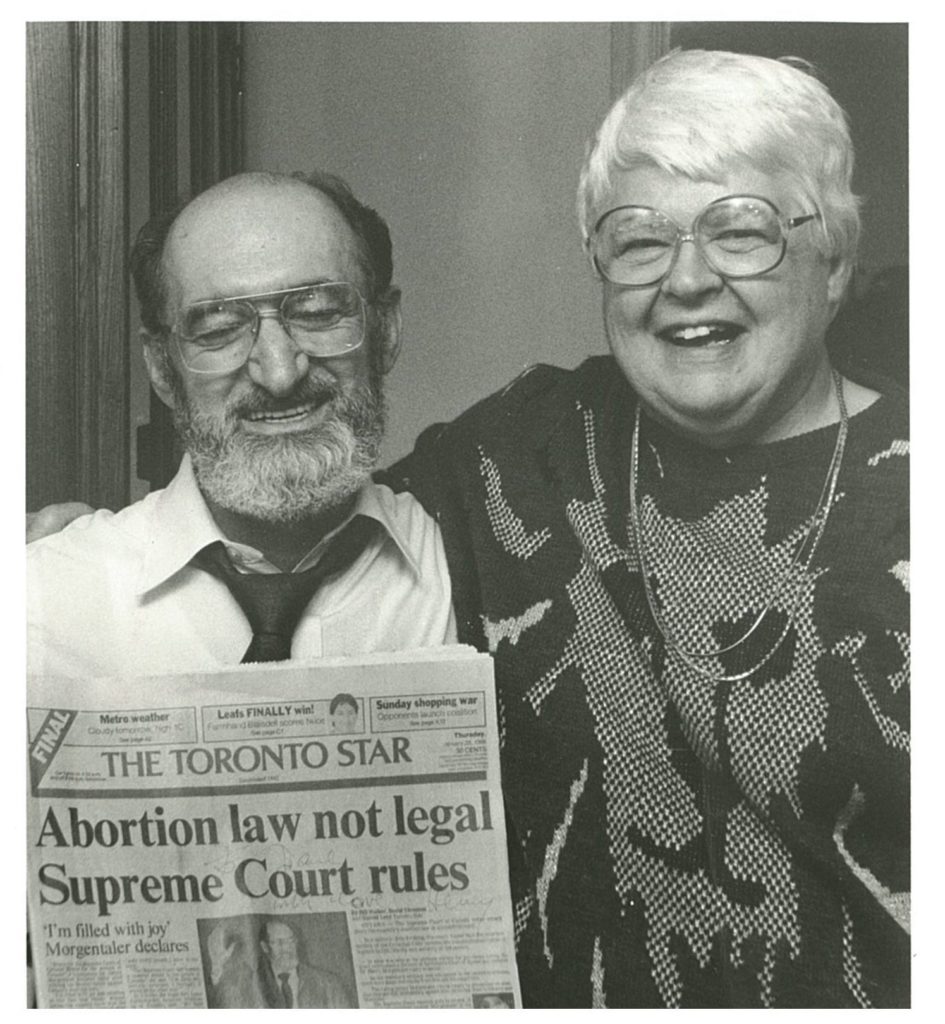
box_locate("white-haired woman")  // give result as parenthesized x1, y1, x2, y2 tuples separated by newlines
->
(395, 49, 909, 1007)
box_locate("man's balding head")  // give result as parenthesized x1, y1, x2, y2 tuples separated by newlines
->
(131, 170, 394, 337)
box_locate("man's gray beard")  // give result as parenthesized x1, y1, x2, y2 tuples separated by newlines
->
(171, 372, 386, 525)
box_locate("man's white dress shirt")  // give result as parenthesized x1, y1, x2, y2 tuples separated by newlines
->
(27, 455, 455, 678)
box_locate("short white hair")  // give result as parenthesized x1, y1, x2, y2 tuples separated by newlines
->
(578, 49, 861, 270)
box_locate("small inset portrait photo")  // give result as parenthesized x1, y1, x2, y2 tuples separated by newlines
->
(472, 991, 515, 1008)
(197, 911, 357, 1008)
(329, 692, 361, 734)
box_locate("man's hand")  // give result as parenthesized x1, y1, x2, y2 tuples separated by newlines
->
(26, 502, 95, 543)
(207, 923, 239, 985)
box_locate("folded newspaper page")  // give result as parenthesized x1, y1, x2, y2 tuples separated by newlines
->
(28, 646, 521, 1008)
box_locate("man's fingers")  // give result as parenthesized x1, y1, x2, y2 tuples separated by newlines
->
(26, 502, 95, 543)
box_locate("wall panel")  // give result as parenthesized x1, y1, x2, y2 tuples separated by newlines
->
(242, 23, 612, 465)
(26, 22, 130, 511)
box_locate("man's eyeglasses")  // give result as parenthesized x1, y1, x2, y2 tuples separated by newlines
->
(172, 281, 367, 374)
(588, 194, 820, 288)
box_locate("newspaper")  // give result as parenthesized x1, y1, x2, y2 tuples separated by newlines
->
(27, 646, 521, 1008)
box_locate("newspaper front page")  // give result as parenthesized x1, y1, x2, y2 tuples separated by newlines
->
(27, 647, 521, 1008)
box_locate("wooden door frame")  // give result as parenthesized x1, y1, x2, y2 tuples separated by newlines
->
(610, 23, 670, 98)
(26, 22, 130, 511)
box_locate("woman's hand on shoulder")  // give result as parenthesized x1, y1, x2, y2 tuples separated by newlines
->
(26, 502, 95, 543)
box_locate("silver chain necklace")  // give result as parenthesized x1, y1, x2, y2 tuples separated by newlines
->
(628, 370, 849, 682)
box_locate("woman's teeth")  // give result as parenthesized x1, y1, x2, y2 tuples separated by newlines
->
(664, 324, 740, 347)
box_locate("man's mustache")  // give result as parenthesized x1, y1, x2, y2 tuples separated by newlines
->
(227, 378, 344, 419)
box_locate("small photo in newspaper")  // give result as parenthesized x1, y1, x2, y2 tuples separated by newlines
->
(197, 911, 357, 1008)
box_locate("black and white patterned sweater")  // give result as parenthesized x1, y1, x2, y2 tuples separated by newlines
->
(382, 355, 909, 1007)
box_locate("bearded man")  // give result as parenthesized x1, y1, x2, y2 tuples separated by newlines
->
(26, 170, 455, 676)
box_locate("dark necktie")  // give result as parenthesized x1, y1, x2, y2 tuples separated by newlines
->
(191, 515, 378, 663)
(278, 971, 293, 1008)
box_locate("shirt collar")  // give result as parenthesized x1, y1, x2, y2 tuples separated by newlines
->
(136, 455, 420, 595)
(346, 480, 422, 580)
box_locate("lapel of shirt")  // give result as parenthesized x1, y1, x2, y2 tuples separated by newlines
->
(133, 455, 232, 598)
(349, 483, 422, 580)
(293, 483, 421, 579)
